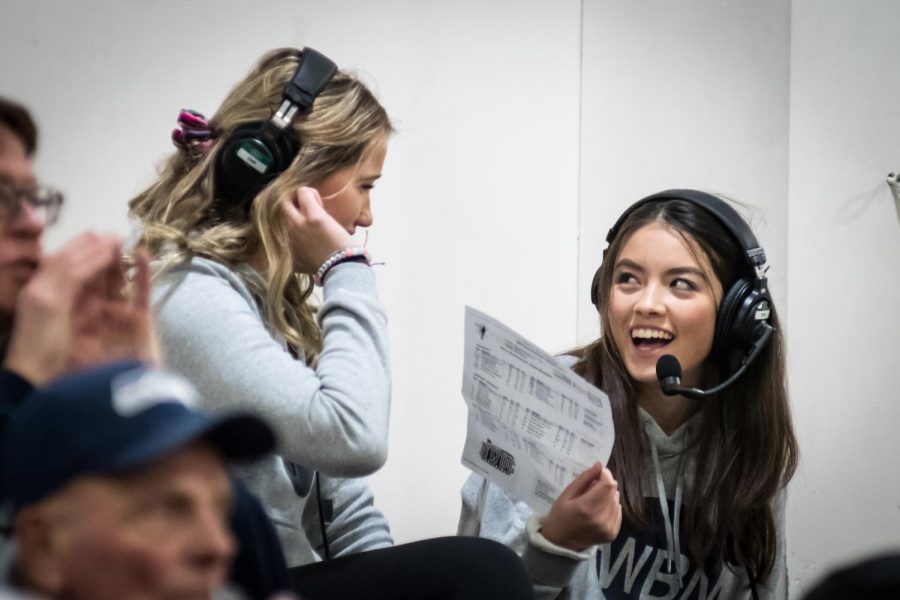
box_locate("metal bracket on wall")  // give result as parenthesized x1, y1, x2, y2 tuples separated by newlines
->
(887, 172, 900, 223)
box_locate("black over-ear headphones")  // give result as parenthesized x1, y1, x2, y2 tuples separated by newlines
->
(214, 47, 338, 212)
(590, 189, 774, 374)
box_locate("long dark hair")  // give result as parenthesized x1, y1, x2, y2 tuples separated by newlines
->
(573, 198, 798, 579)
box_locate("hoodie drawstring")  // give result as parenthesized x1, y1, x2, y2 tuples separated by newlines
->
(650, 437, 685, 590)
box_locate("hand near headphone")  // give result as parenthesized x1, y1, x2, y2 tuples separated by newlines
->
(539, 462, 622, 552)
(281, 186, 354, 274)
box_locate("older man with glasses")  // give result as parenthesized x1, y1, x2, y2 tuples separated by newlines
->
(0, 96, 63, 230)
(0, 97, 61, 321)
(0, 97, 293, 599)
(0, 96, 154, 396)
(0, 180, 63, 227)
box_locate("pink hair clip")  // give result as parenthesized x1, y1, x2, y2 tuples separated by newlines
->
(171, 109, 215, 154)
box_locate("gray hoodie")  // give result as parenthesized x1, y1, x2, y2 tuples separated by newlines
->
(152, 257, 393, 567)
(459, 363, 785, 600)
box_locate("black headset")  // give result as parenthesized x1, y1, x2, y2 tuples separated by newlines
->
(214, 47, 338, 212)
(590, 189, 774, 374)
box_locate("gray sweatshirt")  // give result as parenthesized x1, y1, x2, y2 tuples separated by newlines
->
(459, 366, 785, 600)
(152, 257, 393, 567)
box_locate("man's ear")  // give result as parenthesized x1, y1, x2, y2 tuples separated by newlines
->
(14, 504, 69, 595)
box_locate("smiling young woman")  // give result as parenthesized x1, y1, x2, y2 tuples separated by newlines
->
(608, 222, 723, 389)
(460, 190, 798, 600)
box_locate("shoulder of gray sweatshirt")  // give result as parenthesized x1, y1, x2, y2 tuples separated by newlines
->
(152, 256, 393, 567)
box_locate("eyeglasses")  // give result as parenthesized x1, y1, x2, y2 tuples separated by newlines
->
(0, 180, 64, 226)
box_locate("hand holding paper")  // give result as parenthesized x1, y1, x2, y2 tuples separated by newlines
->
(540, 462, 622, 551)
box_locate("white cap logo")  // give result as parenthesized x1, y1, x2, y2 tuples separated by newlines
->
(111, 368, 200, 417)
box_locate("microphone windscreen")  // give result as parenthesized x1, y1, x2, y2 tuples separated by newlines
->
(656, 354, 682, 381)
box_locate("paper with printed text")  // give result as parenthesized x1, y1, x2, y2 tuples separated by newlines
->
(460, 306, 615, 512)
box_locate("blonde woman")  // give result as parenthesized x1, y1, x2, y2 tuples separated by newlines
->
(130, 48, 531, 599)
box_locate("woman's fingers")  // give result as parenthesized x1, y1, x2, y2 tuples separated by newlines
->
(295, 185, 324, 211)
(559, 463, 605, 501)
(281, 186, 355, 273)
(541, 462, 622, 550)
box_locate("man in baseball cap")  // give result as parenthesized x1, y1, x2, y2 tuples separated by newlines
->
(0, 360, 276, 599)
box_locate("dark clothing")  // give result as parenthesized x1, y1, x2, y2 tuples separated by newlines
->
(0, 369, 32, 422)
(803, 553, 900, 600)
(290, 536, 535, 600)
(230, 482, 291, 599)
(0, 368, 34, 506)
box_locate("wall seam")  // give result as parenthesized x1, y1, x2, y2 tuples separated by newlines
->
(576, 0, 585, 344)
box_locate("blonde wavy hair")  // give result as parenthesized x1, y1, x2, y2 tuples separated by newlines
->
(129, 48, 392, 360)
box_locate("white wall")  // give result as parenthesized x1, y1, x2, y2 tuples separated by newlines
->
(787, 0, 900, 595)
(578, 0, 791, 342)
(0, 0, 582, 543)
(359, 1, 583, 542)
(4, 1, 900, 595)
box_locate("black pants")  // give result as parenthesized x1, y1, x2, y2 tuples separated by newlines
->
(289, 536, 535, 600)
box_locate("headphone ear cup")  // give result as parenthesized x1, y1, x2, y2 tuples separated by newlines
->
(712, 278, 751, 366)
(590, 265, 603, 310)
(713, 278, 773, 372)
(214, 123, 298, 211)
(266, 127, 298, 173)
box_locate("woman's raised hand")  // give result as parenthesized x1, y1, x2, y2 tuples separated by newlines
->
(539, 462, 623, 552)
(281, 186, 354, 274)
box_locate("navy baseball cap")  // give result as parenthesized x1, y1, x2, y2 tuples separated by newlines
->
(0, 360, 276, 508)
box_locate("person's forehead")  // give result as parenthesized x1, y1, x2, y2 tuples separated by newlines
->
(26, 443, 235, 523)
(49, 450, 229, 517)
(0, 123, 35, 187)
(621, 222, 704, 258)
(109, 443, 231, 493)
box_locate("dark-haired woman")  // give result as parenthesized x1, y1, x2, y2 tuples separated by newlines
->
(460, 191, 797, 599)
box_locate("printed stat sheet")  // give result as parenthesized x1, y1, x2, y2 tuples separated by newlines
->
(460, 306, 615, 512)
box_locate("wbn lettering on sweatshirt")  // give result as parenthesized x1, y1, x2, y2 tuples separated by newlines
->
(596, 500, 729, 600)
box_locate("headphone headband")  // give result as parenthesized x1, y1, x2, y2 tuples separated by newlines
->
(283, 48, 338, 111)
(213, 47, 338, 211)
(605, 189, 767, 270)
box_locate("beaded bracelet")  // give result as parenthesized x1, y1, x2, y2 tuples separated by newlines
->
(314, 246, 371, 286)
